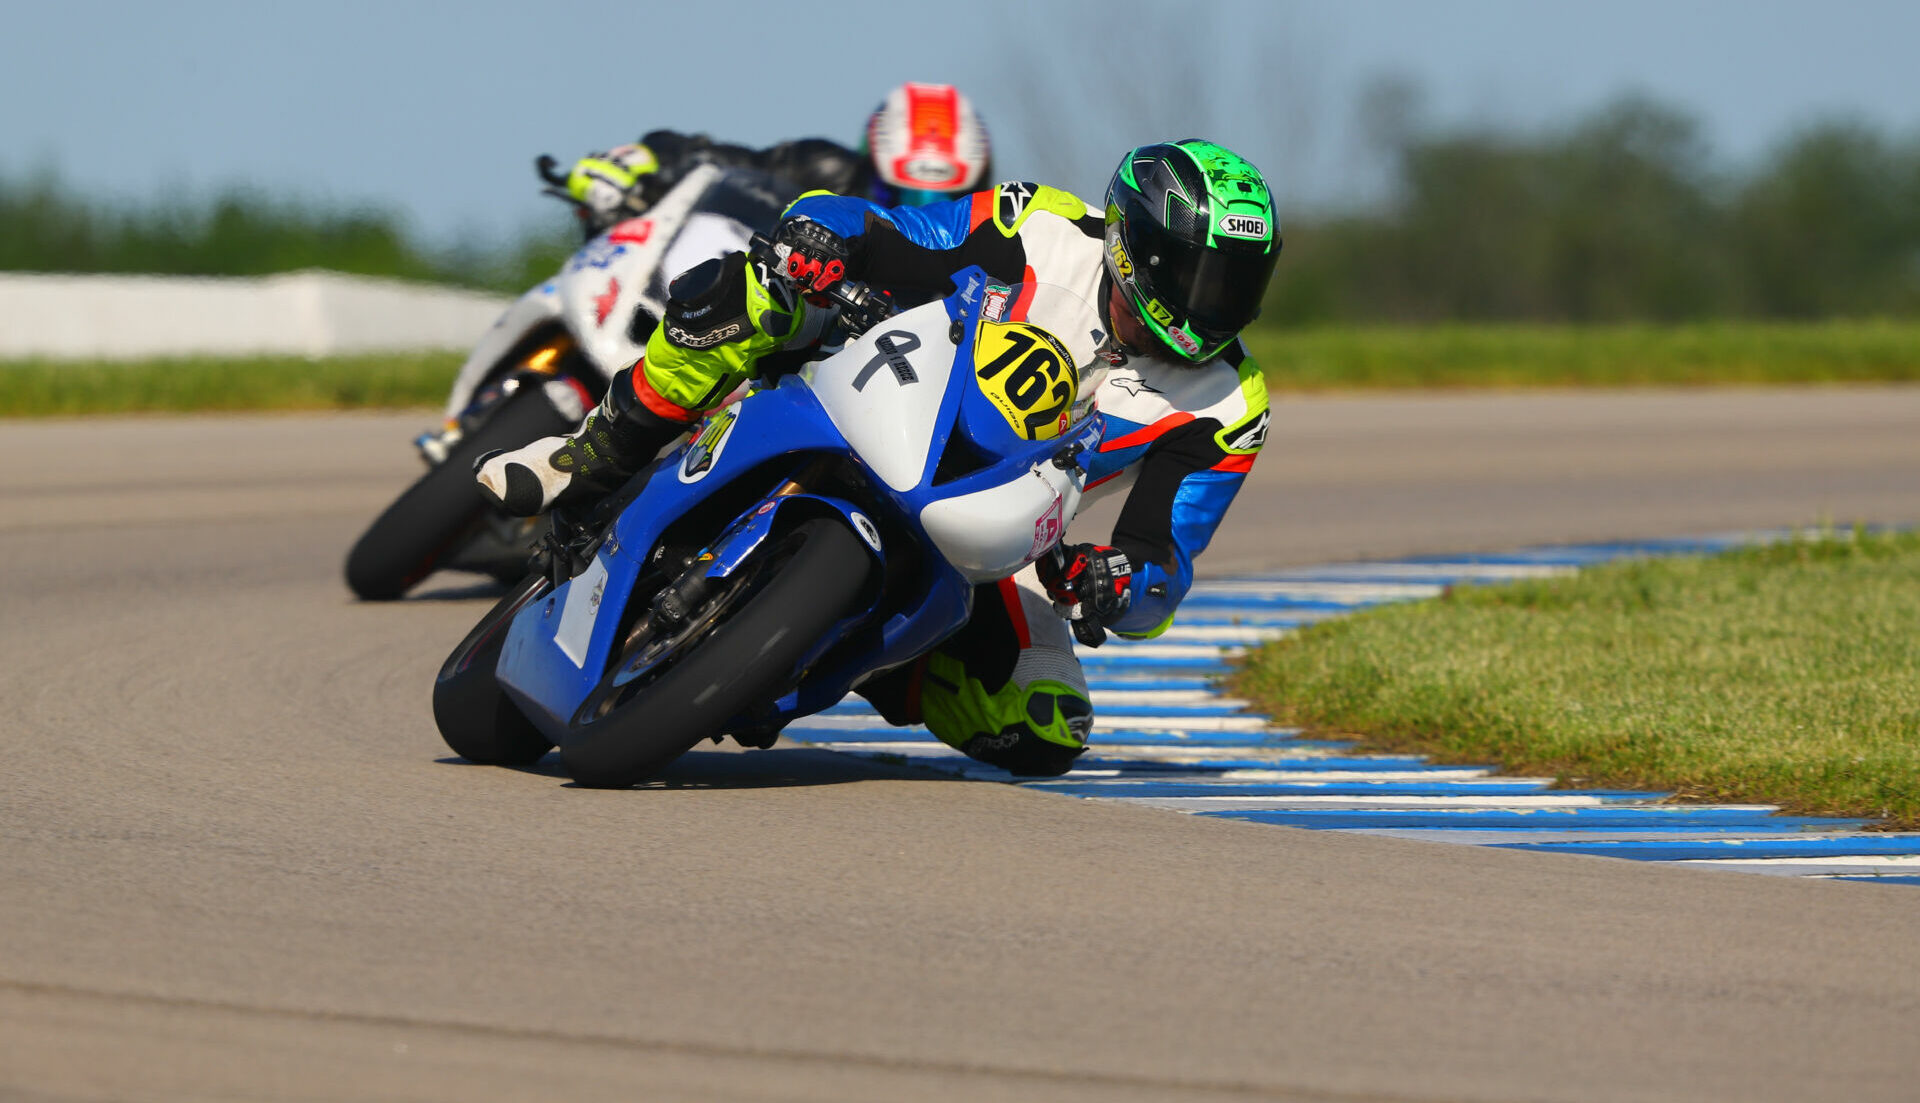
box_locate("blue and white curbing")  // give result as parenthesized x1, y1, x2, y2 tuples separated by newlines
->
(790, 531, 1920, 886)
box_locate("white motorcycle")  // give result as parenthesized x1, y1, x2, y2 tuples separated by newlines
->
(345, 160, 792, 600)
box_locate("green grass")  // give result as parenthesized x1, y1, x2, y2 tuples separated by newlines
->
(1241, 319, 1920, 389)
(1232, 529, 1920, 825)
(0, 352, 462, 417)
(5, 318, 1920, 418)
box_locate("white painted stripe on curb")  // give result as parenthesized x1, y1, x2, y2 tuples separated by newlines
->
(1106, 794, 1637, 809)
(1155, 626, 1292, 644)
(1211, 768, 1494, 782)
(1675, 855, 1920, 869)
(822, 691, 1250, 712)
(1086, 690, 1251, 707)
(1234, 563, 1576, 582)
(1185, 581, 1444, 602)
(789, 712, 1277, 733)
(801, 741, 1370, 761)
(1074, 643, 1243, 661)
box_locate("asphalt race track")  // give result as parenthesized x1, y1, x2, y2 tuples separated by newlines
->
(5, 387, 1920, 1102)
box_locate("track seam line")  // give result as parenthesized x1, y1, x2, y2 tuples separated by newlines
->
(0, 978, 1469, 1103)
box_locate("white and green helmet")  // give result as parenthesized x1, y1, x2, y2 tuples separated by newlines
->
(1103, 140, 1281, 363)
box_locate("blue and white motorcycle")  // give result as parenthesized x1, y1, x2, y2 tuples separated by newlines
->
(432, 260, 1107, 788)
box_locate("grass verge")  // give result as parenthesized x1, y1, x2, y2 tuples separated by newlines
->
(1240, 319, 1920, 389)
(0, 352, 461, 417)
(1232, 529, 1920, 826)
(5, 319, 1920, 417)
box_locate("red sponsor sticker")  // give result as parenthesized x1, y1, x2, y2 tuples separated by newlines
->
(1028, 494, 1066, 561)
(593, 277, 621, 327)
(607, 218, 653, 245)
(983, 287, 1009, 322)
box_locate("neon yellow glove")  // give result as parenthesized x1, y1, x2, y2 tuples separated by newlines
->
(565, 143, 661, 218)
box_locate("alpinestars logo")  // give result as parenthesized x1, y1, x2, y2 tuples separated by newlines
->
(1108, 373, 1163, 397)
(996, 182, 1037, 229)
(665, 320, 744, 349)
(1225, 409, 1270, 452)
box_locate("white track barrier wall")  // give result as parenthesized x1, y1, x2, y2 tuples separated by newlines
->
(0, 270, 510, 360)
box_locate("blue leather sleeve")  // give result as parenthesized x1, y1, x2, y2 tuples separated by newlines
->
(785, 194, 975, 250)
(1110, 467, 1247, 635)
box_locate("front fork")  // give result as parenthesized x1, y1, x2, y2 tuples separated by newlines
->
(623, 458, 839, 654)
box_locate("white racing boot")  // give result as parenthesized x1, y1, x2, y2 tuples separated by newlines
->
(475, 371, 688, 516)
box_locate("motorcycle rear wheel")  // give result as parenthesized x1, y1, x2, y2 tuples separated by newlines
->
(433, 571, 555, 766)
(344, 382, 581, 601)
(561, 517, 871, 788)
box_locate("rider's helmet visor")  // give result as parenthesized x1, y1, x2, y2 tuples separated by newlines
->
(1124, 206, 1275, 337)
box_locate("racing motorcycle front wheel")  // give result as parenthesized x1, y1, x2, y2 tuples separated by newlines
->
(561, 517, 872, 788)
(345, 380, 585, 601)
(433, 571, 555, 766)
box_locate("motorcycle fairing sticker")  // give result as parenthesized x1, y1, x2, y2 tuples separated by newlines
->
(1027, 491, 1066, 561)
(555, 555, 611, 667)
(849, 510, 883, 552)
(607, 218, 654, 245)
(567, 239, 628, 273)
(679, 405, 741, 483)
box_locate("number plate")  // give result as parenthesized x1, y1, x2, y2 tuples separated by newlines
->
(971, 320, 1079, 441)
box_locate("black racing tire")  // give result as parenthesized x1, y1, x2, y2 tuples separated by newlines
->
(433, 571, 555, 766)
(561, 517, 872, 788)
(345, 382, 582, 601)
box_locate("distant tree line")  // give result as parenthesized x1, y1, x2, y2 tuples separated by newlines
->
(1269, 96, 1920, 323)
(5, 94, 1918, 322)
(0, 171, 569, 294)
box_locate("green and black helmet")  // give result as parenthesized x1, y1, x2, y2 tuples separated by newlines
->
(1103, 140, 1281, 363)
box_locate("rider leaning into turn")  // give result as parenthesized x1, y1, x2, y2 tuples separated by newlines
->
(562, 81, 994, 235)
(478, 140, 1281, 777)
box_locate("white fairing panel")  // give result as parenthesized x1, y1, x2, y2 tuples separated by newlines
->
(560, 164, 724, 374)
(441, 281, 563, 418)
(446, 165, 760, 419)
(804, 305, 957, 492)
(920, 460, 1084, 583)
(658, 212, 754, 289)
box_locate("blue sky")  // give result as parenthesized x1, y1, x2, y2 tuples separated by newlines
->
(6, 0, 1917, 243)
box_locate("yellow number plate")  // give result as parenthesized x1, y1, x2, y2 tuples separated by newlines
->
(972, 320, 1079, 440)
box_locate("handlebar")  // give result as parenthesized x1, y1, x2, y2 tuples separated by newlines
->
(535, 154, 571, 189)
(534, 154, 588, 214)
(747, 232, 895, 339)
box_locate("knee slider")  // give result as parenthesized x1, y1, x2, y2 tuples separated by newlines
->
(960, 726, 1084, 777)
(1030, 686, 1094, 747)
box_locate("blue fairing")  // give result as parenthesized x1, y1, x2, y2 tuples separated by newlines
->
(497, 382, 862, 736)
